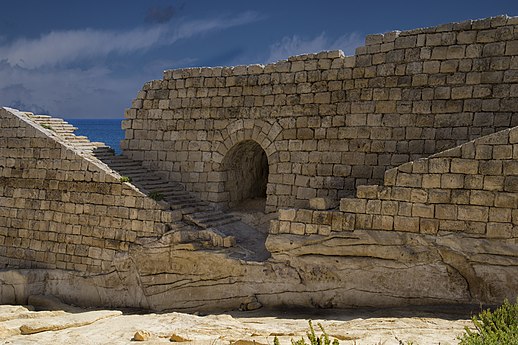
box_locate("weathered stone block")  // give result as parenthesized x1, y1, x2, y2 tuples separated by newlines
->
(296, 209, 313, 223)
(278, 209, 296, 221)
(484, 176, 505, 191)
(393, 216, 419, 232)
(313, 211, 333, 225)
(390, 187, 412, 201)
(289, 222, 304, 235)
(429, 158, 450, 173)
(470, 190, 495, 206)
(420, 218, 439, 234)
(372, 215, 394, 230)
(305, 223, 318, 234)
(318, 224, 331, 236)
(340, 198, 366, 213)
(441, 174, 464, 189)
(396, 173, 422, 187)
(489, 207, 512, 222)
(506, 40, 518, 55)
(355, 214, 373, 229)
(504, 176, 518, 192)
(309, 197, 338, 210)
(278, 221, 291, 233)
(450, 159, 478, 174)
(342, 213, 356, 230)
(486, 222, 513, 238)
(458, 205, 489, 222)
(356, 185, 380, 199)
(495, 193, 518, 208)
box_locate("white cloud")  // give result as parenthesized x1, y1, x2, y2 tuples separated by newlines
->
(0, 12, 261, 117)
(0, 62, 139, 116)
(1, 27, 163, 69)
(267, 32, 363, 63)
(0, 11, 261, 69)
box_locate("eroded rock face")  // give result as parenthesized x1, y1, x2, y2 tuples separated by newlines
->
(3, 227, 515, 311)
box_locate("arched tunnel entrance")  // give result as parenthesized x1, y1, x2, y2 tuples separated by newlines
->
(223, 140, 269, 210)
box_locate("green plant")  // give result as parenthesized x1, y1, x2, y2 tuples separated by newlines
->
(41, 124, 53, 130)
(148, 191, 164, 201)
(274, 321, 339, 345)
(119, 176, 132, 183)
(458, 299, 518, 345)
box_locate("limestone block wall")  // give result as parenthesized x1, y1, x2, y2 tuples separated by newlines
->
(271, 125, 518, 239)
(0, 108, 176, 273)
(122, 15, 518, 211)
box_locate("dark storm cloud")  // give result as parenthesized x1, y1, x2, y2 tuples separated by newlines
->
(145, 5, 177, 24)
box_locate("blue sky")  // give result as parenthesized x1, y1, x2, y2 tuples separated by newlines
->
(1, 1, 517, 118)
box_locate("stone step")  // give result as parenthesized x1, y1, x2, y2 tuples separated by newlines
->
(209, 217, 242, 228)
(139, 182, 182, 191)
(35, 123, 75, 130)
(34, 119, 68, 124)
(172, 204, 212, 214)
(189, 212, 236, 225)
(123, 174, 162, 182)
(147, 187, 185, 195)
(108, 160, 143, 166)
(28, 114, 242, 241)
(41, 125, 77, 131)
(111, 163, 149, 170)
(139, 180, 181, 188)
(167, 201, 207, 211)
(185, 213, 238, 229)
(92, 151, 115, 157)
(64, 136, 89, 141)
(163, 193, 200, 201)
(118, 166, 155, 173)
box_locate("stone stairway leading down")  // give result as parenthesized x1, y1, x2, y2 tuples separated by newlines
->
(27, 113, 269, 261)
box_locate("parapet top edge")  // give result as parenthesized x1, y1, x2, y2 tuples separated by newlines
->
(364, 14, 517, 45)
(160, 14, 518, 81)
(162, 50, 347, 80)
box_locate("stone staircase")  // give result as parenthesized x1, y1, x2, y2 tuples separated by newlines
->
(94, 153, 240, 229)
(28, 115, 114, 156)
(26, 114, 255, 253)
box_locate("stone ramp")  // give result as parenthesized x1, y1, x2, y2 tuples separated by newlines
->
(27, 113, 268, 260)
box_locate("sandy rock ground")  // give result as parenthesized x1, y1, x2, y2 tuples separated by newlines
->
(0, 302, 475, 345)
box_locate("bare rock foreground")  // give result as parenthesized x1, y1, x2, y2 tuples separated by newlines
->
(0, 303, 474, 345)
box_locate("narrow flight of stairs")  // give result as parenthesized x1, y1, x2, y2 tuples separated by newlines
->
(27, 113, 243, 248)
(28, 115, 114, 156)
(94, 153, 240, 229)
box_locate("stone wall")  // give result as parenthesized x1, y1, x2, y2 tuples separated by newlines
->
(0, 108, 177, 273)
(122, 15, 518, 212)
(271, 125, 518, 239)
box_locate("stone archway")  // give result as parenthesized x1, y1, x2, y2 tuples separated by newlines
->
(222, 140, 269, 209)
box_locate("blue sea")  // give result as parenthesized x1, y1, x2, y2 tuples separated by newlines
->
(65, 119, 125, 154)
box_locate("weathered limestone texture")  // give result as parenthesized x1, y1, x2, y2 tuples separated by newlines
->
(122, 15, 518, 211)
(1, 15, 518, 311)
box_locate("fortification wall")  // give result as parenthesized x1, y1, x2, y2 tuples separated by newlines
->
(272, 125, 518, 238)
(122, 15, 518, 211)
(0, 108, 176, 273)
